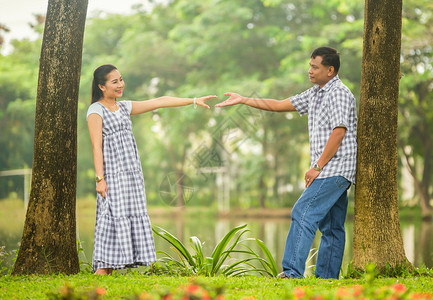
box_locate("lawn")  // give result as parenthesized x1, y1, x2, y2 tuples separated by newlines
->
(1, 271, 433, 299)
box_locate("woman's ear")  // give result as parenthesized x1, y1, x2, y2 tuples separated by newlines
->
(98, 84, 105, 92)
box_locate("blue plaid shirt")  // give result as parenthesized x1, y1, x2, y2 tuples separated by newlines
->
(290, 75, 357, 183)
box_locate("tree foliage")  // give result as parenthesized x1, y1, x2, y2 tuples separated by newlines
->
(0, 0, 431, 212)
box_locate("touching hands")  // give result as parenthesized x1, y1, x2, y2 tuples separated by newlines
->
(194, 92, 244, 108)
(196, 95, 218, 109)
(214, 92, 244, 107)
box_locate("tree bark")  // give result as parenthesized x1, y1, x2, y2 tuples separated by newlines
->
(12, 0, 88, 275)
(353, 0, 408, 270)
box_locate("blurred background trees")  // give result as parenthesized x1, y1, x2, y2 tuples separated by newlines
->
(0, 0, 431, 215)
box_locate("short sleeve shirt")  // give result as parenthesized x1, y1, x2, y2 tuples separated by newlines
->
(290, 75, 357, 183)
(86, 100, 132, 120)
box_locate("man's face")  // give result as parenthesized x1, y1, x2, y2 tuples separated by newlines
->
(308, 56, 335, 88)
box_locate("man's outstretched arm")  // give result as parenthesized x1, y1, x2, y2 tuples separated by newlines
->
(215, 92, 297, 112)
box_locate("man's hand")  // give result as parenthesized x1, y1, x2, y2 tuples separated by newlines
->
(214, 92, 244, 107)
(304, 168, 321, 188)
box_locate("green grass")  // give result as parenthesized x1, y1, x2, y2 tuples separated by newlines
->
(1, 272, 433, 299)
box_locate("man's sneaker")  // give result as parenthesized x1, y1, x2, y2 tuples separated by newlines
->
(277, 272, 289, 279)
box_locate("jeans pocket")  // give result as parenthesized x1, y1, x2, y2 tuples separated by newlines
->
(335, 176, 350, 190)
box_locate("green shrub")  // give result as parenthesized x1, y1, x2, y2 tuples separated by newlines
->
(152, 224, 278, 277)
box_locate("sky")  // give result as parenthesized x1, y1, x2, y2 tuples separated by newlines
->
(1, 0, 150, 54)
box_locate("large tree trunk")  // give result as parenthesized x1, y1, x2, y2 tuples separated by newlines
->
(12, 0, 88, 275)
(353, 0, 408, 270)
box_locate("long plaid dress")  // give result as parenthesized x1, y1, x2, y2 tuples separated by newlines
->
(91, 101, 156, 270)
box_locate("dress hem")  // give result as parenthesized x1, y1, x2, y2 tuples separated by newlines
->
(92, 259, 157, 271)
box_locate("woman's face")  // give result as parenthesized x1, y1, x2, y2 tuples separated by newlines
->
(99, 69, 125, 99)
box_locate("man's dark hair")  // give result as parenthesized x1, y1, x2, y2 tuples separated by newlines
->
(311, 47, 340, 73)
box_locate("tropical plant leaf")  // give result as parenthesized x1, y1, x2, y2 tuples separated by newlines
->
(210, 224, 247, 260)
(189, 236, 204, 267)
(255, 238, 279, 276)
(230, 249, 275, 277)
(306, 248, 319, 270)
(234, 242, 278, 277)
(153, 223, 279, 277)
(211, 224, 249, 275)
(155, 250, 187, 268)
(202, 257, 213, 276)
(221, 257, 257, 276)
(152, 225, 196, 268)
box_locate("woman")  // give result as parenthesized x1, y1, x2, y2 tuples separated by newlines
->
(87, 64, 216, 275)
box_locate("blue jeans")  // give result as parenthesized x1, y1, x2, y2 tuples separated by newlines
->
(282, 176, 351, 279)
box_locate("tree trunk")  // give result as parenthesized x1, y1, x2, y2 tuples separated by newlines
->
(420, 221, 433, 267)
(353, 0, 408, 270)
(420, 140, 432, 218)
(12, 0, 88, 275)
(258, 127, 268, 208)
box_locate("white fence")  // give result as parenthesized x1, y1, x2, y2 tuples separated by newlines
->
(0, 169, 32, 208)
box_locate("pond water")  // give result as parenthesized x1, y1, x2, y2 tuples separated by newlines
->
(1, 204, 432, 275)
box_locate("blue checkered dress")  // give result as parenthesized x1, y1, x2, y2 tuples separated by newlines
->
(90, 101, 156, 270)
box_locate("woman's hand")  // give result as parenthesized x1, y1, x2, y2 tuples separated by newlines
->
(96, 179, 107, 198)
(195, 95, 218, 109)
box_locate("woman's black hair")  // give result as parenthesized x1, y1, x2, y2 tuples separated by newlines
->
(91, 64, 118, 104)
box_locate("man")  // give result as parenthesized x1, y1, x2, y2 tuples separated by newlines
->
(215, 47, 357, 279)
